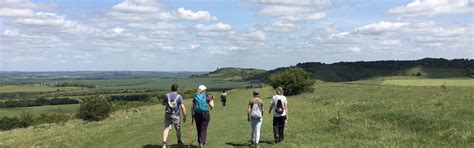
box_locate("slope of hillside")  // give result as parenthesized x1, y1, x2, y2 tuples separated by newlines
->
(252, 58, 474, 82)
(1, 83, 473, 147)
(193, 67, 266, 81)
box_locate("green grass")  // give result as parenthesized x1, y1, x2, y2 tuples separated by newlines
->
(0, 104, 79, 117)
(0, 85, 80, 93)
(68, 78, 248, 90)
(1, 82, 473, 147)
(382, 79, 474, 86)
(199, 67, 266, 81)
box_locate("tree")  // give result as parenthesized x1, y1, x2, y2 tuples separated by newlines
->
(269, 67, 315, 96)
(77, 96, 112, 121)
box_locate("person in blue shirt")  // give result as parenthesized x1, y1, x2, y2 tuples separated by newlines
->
(162, 83, 186, 148)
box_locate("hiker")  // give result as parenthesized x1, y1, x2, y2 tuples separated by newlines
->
(248, 90, 264, 146)
(268, 87, 288, 143)
(192, 85, 214, 147)
(162, 83, 186, 148)
(220, 90, 228, 108)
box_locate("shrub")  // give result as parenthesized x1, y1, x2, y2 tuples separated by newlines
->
(36, 113, 71, 124)
(269, 67, 315, 96)
(19, 111, 34, 128)
(77, 96, 112, 121)
(0, 116, 21, 131)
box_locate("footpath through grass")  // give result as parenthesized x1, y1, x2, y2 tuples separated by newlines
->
(0, 83, 473, 147)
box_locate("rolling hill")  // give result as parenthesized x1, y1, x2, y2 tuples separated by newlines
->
(192, 67, 266, 81)
(251, 58, 474, 82)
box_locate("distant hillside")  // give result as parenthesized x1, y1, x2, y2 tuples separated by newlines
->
(252, 58, 474, 82)
(192, 67, 266, 81)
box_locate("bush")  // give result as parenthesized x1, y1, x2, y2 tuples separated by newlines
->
(36, 113, 71, 124)
(77, 96, 112, 121)
(269, 67, 315, 96)
(0, 116, 21, 131)
(19, 111, 34, 128)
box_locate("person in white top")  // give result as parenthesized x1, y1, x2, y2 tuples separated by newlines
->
(268, 87, 288, 143)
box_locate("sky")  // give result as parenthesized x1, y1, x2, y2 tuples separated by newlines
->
(0, 0, 473, 71)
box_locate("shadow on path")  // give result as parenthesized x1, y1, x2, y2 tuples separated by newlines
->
(143, 144, 199, 148)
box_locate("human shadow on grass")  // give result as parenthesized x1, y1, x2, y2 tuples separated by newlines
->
(225, 140, 274, 147)
(143, 144, 199, 148)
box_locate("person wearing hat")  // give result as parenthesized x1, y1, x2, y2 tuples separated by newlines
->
(247, 89, 264, 146)
(192, 84, 214, 147)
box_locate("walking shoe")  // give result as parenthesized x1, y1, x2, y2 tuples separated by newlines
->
(177, 140, 184, 146)
(162, 141, 167, 148)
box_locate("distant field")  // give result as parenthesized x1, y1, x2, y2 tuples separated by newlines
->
(1, 83, 472, 147)
(382, 79, 474, 86)
(68, 78, 250, 90)
(0, 85, 80, 93)
(0, 104, 79, 117)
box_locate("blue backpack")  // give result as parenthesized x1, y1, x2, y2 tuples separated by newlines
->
(193, 93, 209, 113)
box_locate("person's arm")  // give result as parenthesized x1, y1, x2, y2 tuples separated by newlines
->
(247, 102, 251, 122)
(191, 100, 195, 119)
(208, 96, 215, 109)
(285, 101, 288, 122)
(260, 101, 264, 118)
(180, 103, 186, 123)
(162, 95, 166, 106)
(268, 101, 273, 114)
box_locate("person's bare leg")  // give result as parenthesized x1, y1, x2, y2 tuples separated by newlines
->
(162, 127, 170, 148)
(176, 128, 182, 143)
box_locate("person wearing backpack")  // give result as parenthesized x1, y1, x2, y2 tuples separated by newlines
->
(192, 85, 214, 147)
(220, 90, 228, 108)
(268, 87, 288, 143)
(162, 83, 186, 148)
(247, 90, 264, 146)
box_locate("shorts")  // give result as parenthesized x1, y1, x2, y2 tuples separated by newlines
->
(164, 116, 181, 131)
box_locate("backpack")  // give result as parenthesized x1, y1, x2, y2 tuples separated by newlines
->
(220, 93, 227, 101)
(193, 93, 209, 113)
(275, 96, 284, 114)
(250, 99, 262, 120)
(165, 94, 180, 119)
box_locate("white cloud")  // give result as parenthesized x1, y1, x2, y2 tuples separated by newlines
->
(112, 0, 161, 13)
(242, 30, 266, 40)
(0, 0, 37, 9)
(258, 5, 313, 16)
(329, 32, 349, 39)
(15, 12, 65, 26)
(389, 0, 474, 17)
(278, 12, 326, 21)
(355, 21, 409, 34)
(306, 12, 326, 20)
(177, 7, 217, 21)
(0, 8, 33, 17)
(2, 29, 19, 36)
(195, 23, 232, 32)
(112, 27, 125, 34)
(380, 39, 401, 45)
(254, 0, 332, 6)
(128, 22, 185, 30)
(265, 20, 300, 32)
(347, 47, 361, 53)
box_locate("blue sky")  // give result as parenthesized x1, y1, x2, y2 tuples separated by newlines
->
(1, 0, 473, 71)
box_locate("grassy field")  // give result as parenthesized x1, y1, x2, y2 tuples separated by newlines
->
(347, 76, 474, 86)
(1, 82, 472, 147)
(382, 79, 474, 86)
(67, 78, 250, 90)
(0, 85, 80, 93)
(0, 104, 79, 117)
